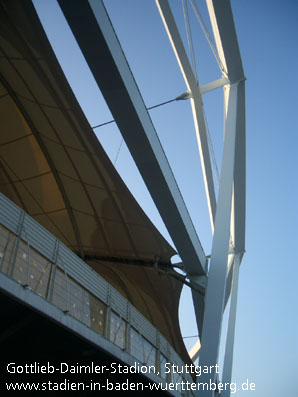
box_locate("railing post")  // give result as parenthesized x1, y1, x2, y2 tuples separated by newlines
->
(105, 285, 112, 340)
(8, 211, 25, 278)
(46, 239, 59, 302)
(126, 302, 131, 354)
(22, 223, 31, 288)
(156, 330, 161, 376)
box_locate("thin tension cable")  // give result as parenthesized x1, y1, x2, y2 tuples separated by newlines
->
(92, 95, 186, 130)
(183, 334, 199, 339)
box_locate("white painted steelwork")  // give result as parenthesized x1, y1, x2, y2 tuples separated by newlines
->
(156, 1, 245, 396)
(156, 0, 217, 231)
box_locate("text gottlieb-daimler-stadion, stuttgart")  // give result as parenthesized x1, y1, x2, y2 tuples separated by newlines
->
(6, 362, 220, 377)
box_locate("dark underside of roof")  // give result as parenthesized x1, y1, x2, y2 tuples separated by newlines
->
(0, 0, 192, 365)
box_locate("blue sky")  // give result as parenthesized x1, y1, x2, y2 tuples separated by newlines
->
(33, 1, 298, 395)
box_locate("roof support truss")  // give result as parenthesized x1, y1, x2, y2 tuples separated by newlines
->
(156, 1, 245, 396)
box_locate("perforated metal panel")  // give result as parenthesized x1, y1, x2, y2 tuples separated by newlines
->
(159, 333, 169, 356)
(111, 288, 128, 319)
(57, 243, 109, 304)
(22, 215, 56, 262)
(0, 194, 22, 234)
(130, 305, 139, 329)
(130, 305, 157, 346)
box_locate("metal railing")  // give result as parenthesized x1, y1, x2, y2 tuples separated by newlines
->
(0, 193, 193, 394)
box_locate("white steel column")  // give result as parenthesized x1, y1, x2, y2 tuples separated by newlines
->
(219, 77, 245, 396)
(197, 82, 239, 396)
(221, 254, 240, 397)
(156, 3, 246, 383)
(203, 2, 245, 391)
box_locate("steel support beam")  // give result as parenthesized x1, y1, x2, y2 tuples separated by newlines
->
(197, 82, 239, 396)
(221, 254, 240, 397)
(206, 0, 244, 83)
(155, 0, 245, 364)
(231, 81, 246, 256)
(200, 76, 229, 95)
(156, 0, 221, 340)
(194, 2, 246, 393)
(57, 0, 207, 280)
(218, 76, 245, 397)
(156, 0, 217, 231)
